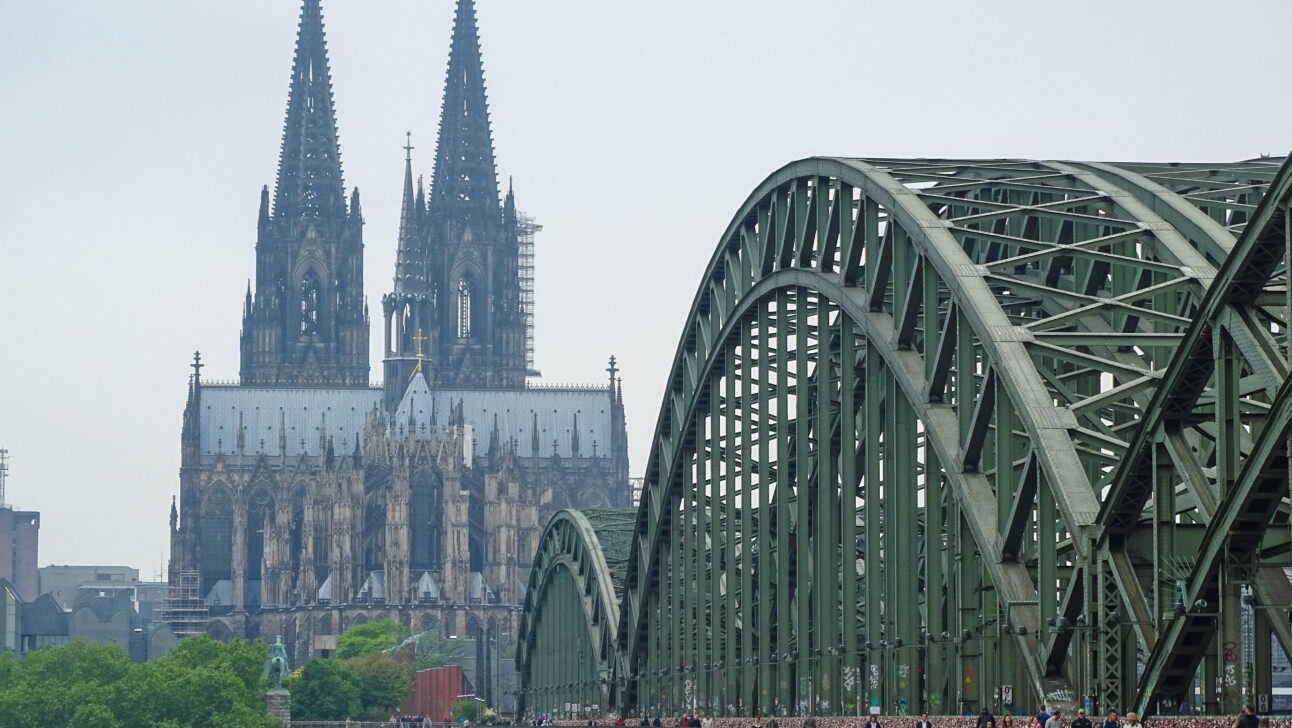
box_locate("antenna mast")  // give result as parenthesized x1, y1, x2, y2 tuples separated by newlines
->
(0, 448, 9, 508)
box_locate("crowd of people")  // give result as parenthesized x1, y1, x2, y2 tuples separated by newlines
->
(512, 704, 1271, 728)
(970, 702, 1270, 728)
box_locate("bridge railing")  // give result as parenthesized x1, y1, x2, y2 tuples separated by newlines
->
(539, 719, 1291, 728)
(290, 722, 458, 728)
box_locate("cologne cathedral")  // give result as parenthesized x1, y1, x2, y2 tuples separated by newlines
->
(166, 0, 631, 674)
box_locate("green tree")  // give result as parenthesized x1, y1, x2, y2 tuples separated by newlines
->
(348, 652, 413, 714)
(0, 637, 277, 728)
(112, 636, 275, 728)
(336, 618, 410, 660)
(453, 697, 485, 722)
(409, 625, 473, 671)
(0, 641, 127, 728)
(290, 658, 362, 720)
(68, 703, 120, 728)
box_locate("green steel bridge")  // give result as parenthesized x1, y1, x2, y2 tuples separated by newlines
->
(517, 155, 1292, 720)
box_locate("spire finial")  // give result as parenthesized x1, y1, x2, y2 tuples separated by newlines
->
(429, 0, 500, 226)
(192, 351, 204, 383)
(273, 0, 346, 219)
(606, 355, 618, 387)
(395, 134, 423, 293)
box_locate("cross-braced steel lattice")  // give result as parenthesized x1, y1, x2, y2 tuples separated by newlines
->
(518, 509, 636, 717)
(519, 155, 1292, 719)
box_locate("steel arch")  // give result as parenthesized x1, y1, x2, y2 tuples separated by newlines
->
(518, 508, 636, 718)
(615, 156, 1286, 717)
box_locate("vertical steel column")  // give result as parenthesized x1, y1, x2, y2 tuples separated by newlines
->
(1216, 328, 1242, 715)
(840, 315, 861, 717)
(1220, 575, 1242, 714)
(922, 248, 945, 717)
(865, 335, 885, 712)
(1254, 611, 1272, 709)
(888, 372, 918, 714)
(668, 479, 681, 715)
(741, 313, 757, 716)
(707, 356, 724, 716)
(926, 447, 947, 715)
(795, 287, 813, 714)
(724, 339, 740, 716)
(816, 306, 840, 715)
(1096, 554, 1125, 714)
(758, 302, 775, 717)
(776, 288, 793, 714)
(682, 418, 697, 715)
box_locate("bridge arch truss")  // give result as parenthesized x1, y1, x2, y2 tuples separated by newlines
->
(518, 508, 636, 717)
(522, 155, 1292, 719)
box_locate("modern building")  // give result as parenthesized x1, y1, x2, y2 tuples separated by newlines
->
(39, 565, 140, 609)
(0, 507, 39, 603)
(0, 577, 177, 660)
(166, 0, 631, 685)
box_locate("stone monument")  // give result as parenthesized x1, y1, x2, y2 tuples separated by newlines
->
(264, 636, 292, 725)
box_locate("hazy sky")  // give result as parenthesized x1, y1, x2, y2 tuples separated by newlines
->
(2, 1, 1291, 576)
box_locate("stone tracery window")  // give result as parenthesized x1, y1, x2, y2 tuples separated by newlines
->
(457, 278, 472, 338)
(300, 271, 321, 335)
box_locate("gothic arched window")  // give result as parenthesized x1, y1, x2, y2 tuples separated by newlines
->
(300, 271, 321, 335)
(457, 278, 472, 339)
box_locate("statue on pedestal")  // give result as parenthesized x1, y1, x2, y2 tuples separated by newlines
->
(264, 636, 291, 689)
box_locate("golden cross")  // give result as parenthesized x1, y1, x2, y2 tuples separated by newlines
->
(413, 328, 428, 359)
(409, 327, 429, 381)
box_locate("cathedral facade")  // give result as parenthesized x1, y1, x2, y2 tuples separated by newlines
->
(167, 0, 630, 676)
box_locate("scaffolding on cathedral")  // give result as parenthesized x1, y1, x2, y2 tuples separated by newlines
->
(518, 212, 542, 376)
(159, 570, 208, 638)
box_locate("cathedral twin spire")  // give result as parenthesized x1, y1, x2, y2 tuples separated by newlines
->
(430, 0, 503, 230)
(383, 0, 528, 394)
(274, 0, 347, 221)
(243, 0, 521, 391)
(240, 0, 367, 388)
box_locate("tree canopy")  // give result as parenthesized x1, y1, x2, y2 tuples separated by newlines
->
(335, 618, 409, 660)
(0, 636, 277, 728)
(289, 657, 362, 721)
(348, 652, 413, 715)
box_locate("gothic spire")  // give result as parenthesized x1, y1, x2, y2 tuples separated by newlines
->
(395, 133, 423, 292)
(274, 0, 346, 220)
(429, 0, 501, 229)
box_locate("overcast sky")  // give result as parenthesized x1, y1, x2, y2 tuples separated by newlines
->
(2, 1, 1291, 576)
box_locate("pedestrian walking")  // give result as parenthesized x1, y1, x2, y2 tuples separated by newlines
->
(1071, 709, 1091, 728)
(1044, 709, 1064, 728)
(916, 713, 932, 728)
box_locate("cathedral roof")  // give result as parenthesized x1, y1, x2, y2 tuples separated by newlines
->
(198, 386, 380, 461)
(197, 383, 615, 463)
(392, 382, 616, 460)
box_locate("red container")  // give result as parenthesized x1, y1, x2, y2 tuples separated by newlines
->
(404, 665, 466, 721)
